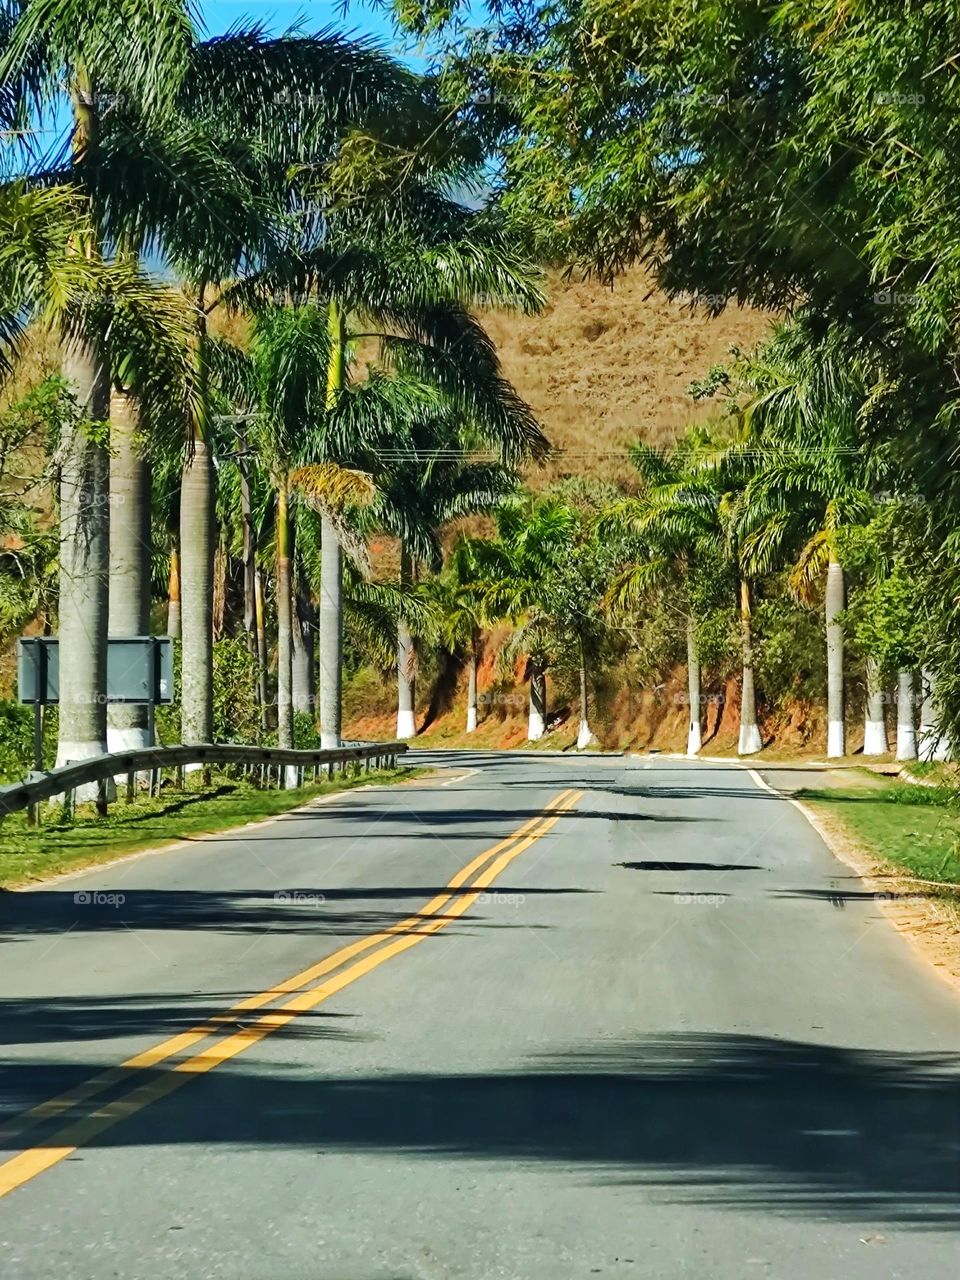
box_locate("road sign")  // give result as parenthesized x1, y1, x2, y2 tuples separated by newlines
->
(17, 637, 174, 706)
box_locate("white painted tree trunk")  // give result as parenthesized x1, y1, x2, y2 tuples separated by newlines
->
(738, 579, 762, 755)
(576, 642, 595, 749)
(292, 591, 315, 717)
(895, 669, 917, 761)
(318, 513, 343, 749)
(686, 614, 702, 757)
(825, 557, 845, 758)
(396, 617, 416, 740)
(465, 639, 478, 733)
(107, 389, 153, 757)
(56, 329, 111, 792)
(919, 668, 950, 761)
(56, 80, 111, 801)
(180, 435, 214, 745)
(528, 662, 547, 741)
(863, 655, 888, 755)
(396, 542, 416, 740)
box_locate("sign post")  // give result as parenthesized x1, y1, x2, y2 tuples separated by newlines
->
(16, 637, 174, 815)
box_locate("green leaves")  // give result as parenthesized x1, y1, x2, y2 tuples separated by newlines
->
(0, 0, 195, 114)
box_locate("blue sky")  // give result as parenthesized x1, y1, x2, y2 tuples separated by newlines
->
(200, 1, 419, 59)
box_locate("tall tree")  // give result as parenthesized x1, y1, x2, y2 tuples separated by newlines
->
(0, 1, 193, 765)
(364, 411, 519, 739)
(472, 496, 576, 741)
(728, 324, 886, 758)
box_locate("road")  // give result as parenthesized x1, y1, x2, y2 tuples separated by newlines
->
(0, 751, 957, 1279)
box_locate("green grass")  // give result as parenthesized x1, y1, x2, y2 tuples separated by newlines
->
(0, 766, 423, 889)
(799, 780, 960, 887)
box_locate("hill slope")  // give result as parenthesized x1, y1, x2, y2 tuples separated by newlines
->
(482, 265, 773, 483)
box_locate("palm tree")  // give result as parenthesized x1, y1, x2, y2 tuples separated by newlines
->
(731, 326, 884, 759)
(238, 179, 545, 745)
(471, 496, 576, 741)
(209, 306, 376, 756)
(0, 1, 196, 765)
(432, 539, 490, 734)
(603, 442, 730, 756)
(365, 412, 519, 739)
(5, 9, 428, 752)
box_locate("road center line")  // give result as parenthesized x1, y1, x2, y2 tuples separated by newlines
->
(0, 790, 581, 1196)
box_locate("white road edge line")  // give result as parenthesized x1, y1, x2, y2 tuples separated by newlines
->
(440, 768, 479, 786)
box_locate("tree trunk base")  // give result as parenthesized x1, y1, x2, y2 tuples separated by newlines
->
(576, 719, 596, 750)
(896, 725, 918, 761)
(106, 724, 153, 754)
(396, 708, 417, 740)
(527, 710, 545, 741)
(320, 731, 342, 750)
(827, 721, 846, 758)
(53, 739, 114, 803)
(686, 721, 702, 757)
(738, 723, 762, 755)
(466, 705, 478, 733)
(919, 726, 950, 761)
(863, 719, 888, 756)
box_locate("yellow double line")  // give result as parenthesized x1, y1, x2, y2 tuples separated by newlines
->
(0, 787, 582, 1199)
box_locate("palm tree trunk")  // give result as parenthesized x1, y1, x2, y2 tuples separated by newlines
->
(319, 299, 346, 749)
(318, 514, 343, 748)
(825, 556, 845, 758)
(292, 587, 315, 719)
(107, 388, 153, 754)
(896, 669, 917, 761)
(56, 330, 110, 773)
(528, 660, 547, 741)
(238, 446, 261, 720)
(466, 631, 479, 733)
(180, 291, 214, 745)
(396, 540, 416, 740)
(166, 544, 181, 639)
(686, 613, 702, 757)
(863, 655, 888, 755)
(254, 566, 270, 733)
(576, 636, 594, 749)
(56, 72, 110, 777)
(919, 668, 949, 761)
(737, 578, 761, 755)
(276, 481, 293, 752)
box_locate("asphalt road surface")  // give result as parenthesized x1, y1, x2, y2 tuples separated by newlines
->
(0, 751, 958, 1279)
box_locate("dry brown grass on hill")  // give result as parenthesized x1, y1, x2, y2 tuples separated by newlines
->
(481, 265, 773, 486)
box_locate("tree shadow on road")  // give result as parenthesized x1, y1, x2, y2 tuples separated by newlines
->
(3, 1032, 957, 1229)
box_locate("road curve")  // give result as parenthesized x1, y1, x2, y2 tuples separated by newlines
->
(0, 751, 957, 1279)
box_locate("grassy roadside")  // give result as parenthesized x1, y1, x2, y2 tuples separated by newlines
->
(797, 777, 960, 893)
(0, 766, 423, 890)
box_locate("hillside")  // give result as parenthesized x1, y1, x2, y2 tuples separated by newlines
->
(481, 266, 774, 484)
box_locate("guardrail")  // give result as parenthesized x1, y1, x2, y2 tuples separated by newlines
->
(0, 741, 409, 823)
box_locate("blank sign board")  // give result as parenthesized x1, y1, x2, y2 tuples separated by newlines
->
(18, 637, 174, 705)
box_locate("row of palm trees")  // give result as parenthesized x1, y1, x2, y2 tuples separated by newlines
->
(601, 323, 945, 761)
(0, 3, 546, 770)
(415, 318, 946, 762)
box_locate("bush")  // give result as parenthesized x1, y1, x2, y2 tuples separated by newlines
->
(0, 701, 34, 782)
(293, 710, 321, 749)
(156, 638, 263, 746)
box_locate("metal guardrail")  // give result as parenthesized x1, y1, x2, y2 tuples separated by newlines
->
(0, 741, 409, 822)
